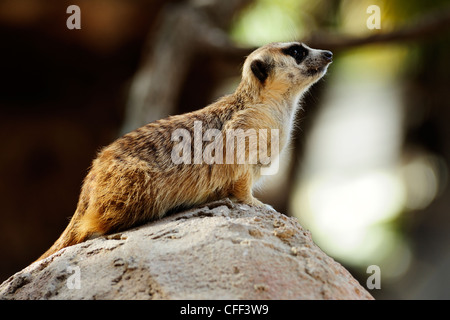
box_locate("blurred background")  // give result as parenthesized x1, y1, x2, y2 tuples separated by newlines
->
(1, 0, 449, 299)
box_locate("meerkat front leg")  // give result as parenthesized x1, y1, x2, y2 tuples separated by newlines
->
(230, 171, 276, 212)
(231, 172, 264, 207)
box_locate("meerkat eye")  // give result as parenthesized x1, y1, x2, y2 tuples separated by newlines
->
(283, 44, 308, 64)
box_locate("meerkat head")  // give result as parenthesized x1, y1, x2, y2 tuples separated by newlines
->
(241, 42, 333, 100)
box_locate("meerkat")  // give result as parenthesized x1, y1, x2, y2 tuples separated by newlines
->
(37, 42, 332, 261)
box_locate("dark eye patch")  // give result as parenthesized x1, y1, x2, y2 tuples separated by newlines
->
(282, 44, 308, 64)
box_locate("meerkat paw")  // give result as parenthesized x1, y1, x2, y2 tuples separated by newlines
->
(244, 199, 276, 213)
(263, 203, 276, 212)
(244, 197, 265, 207)
(238, 196, 273, 210)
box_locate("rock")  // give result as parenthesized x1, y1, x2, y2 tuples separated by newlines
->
(0, 199, 373, 300)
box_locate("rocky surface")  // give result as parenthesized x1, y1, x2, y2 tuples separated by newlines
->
(0, 199, 373, 300)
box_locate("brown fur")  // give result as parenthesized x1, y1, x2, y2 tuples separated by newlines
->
(38, 42, 332, 261)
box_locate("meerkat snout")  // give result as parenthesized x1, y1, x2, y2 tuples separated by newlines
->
(296, 44, 333, 77)
(322, 50, 333, 61)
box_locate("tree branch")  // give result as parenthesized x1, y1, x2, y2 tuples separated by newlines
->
(304, 6, 450, 51)
(205, 5, 450, 60)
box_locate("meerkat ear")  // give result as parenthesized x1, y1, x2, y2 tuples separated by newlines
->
(250, 59, 270, 83)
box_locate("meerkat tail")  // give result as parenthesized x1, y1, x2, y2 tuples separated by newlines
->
(36, 211, 88, 262)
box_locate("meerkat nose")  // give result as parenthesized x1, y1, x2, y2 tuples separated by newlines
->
(322, 50, 333, 62)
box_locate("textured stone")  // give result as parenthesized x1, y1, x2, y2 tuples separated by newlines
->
(0, 199, 373, 300)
